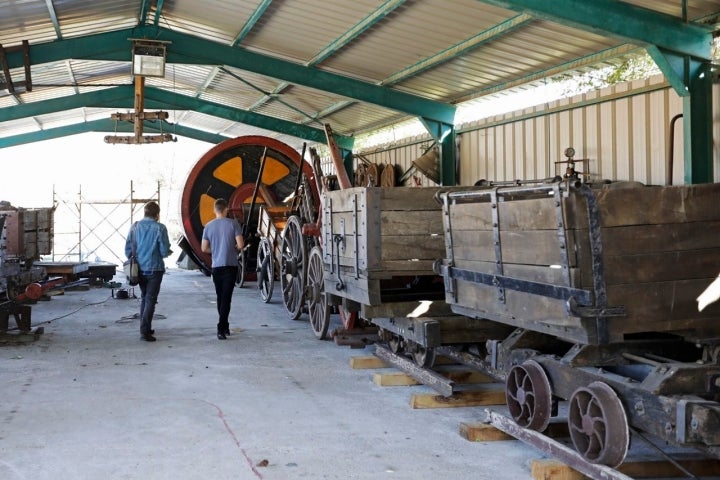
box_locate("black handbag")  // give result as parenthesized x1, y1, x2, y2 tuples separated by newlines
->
(123, 222, 140, 286)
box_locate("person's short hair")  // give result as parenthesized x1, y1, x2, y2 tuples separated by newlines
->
(214, 198, 228, 212)
(144, 201, 160, 218)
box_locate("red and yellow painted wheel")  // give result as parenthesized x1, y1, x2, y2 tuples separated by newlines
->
(180, 136, 317, 270)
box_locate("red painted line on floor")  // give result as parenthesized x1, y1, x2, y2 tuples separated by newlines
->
(204, 400, 263, 479)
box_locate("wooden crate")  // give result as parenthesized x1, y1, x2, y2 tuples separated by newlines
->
(321, 187, 447, 305)
(441, 183, 720, 344)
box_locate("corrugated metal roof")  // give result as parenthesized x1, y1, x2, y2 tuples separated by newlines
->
(0, 0, 718, 148)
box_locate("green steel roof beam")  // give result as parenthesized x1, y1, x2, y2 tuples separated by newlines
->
(0, 118, 226, 149)
(138, 0, 150, 25)
(306, 0, 407, 66)
(4, 26, 456, 124)
(0, 87, 131, 122)
(153, 0, 165, 27)
(44, 0, 62, 40)
(475, 0, 713, 60)
(232, 0, 274, 46)
(0, 85, 353, 148)
(382, 13, 533, 86)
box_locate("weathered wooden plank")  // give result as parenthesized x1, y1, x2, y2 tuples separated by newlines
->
(564, 183, 720, 228)
(380, 234, 446, 262)
(410, 389, 506, 409)
(601, 249, 720, 285)
(452, 229, 573, 266)
(374, 370, 492, 387)
(324, 274, 379, 306)
(350, 355, 389, 369)
(589, 221, 720, 256)
(381, 210, 444, 235)
(449, 196, 559, 231)
(606, 278, 720, 338)
(380, 186, 445, 211)
(460, 422, 569, 442)
(531, 457, 720, 480)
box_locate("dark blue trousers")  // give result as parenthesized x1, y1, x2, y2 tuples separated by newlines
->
(138, 271, 164, 335)
(212, 266, 238, 333)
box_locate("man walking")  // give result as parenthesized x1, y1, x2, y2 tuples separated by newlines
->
(125, 201, 171, 342)
(201, 198, 244, 339)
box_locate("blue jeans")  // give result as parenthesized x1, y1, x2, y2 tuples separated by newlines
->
(138, 271, 164, 335)
(212, 266, 238, 333)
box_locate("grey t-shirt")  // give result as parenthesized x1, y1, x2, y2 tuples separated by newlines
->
(201, 217, 242, 268)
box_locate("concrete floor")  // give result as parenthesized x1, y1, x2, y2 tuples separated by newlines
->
(1, 269, 542, 479)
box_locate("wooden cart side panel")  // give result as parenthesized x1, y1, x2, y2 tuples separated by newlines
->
(448, 197, 558, 231)
(450, 229, 577, 267)
(605, 278, 720, 338)
(564, 183, 720, 228)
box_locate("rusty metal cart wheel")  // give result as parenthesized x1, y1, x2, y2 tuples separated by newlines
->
(506, 360, 553, 432)
(280, 215, 306, 320)
(306, 246, 330, 339)
(257, 238, 274, 303)
(408, 341, 436, 368)
(568, 381, 629, 467)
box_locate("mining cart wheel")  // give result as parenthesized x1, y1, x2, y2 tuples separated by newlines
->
(280, 215, 307, 320)
(256, 238, 274, 303)
(236, 249, 247, 288)
(388, 334, 404, 354)
(506, 360, 553, 432)
(409, 342, 436, 368)
(306, 246, 330, 340)
(568, 381, 629, 467)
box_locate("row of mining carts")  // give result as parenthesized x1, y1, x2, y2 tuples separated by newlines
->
(178, 134, 720, 474)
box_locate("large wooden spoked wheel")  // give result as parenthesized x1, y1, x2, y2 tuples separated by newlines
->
(568, 381, 629, 467)
(280, 215, 306, 320)
(306, 246, 330, 339)
(180, 136, 318, 273)
(256, 238, 274, 303)
(506, 360, 553, 432)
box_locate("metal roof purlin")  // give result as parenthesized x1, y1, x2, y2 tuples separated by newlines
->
(454, 43, 641, 103)
(5, 27, 455, 124)
(301, 100, 356, 126)
(475, 0, 713, 60)
(196, 66, 221, 98)
(306, 0, 407, 66)
(0, 85, 353, 148)
(0, 119, 228, 149)
(232, 0, 274, 46)
(249, 0, 406, 117)
(44, 0, 63, 40)
(381, 13, 534, 86)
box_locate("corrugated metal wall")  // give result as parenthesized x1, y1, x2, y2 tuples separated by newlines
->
(353, 74, 720, 186)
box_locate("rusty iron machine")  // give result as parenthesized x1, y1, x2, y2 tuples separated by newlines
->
(0, 204, 56, 341)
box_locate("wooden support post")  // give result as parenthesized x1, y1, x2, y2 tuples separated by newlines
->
(374, 370, 493, 387)
(350, 355, 389, 370)
(531, 458, 720, 480)
(460, 422, 569, 442)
